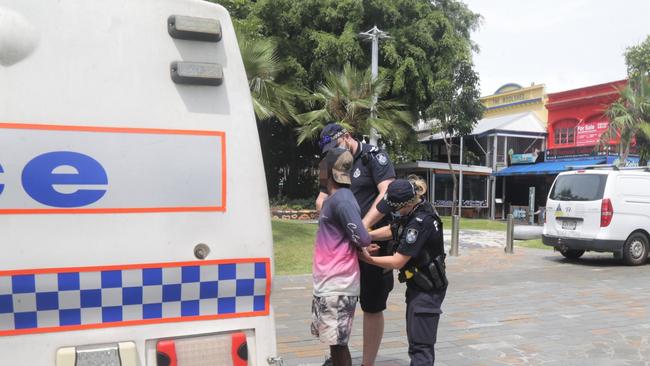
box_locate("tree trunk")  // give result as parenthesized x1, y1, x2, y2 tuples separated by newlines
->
(622, 139, 631, 165)
(443, 133, 458, 217)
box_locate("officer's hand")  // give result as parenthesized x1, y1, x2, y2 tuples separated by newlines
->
(366, 243, 381, 256)
(358, 248, 373, 263)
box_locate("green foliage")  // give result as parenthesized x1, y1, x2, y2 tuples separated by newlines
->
(296, 63, 415, 143)
(625, 35, 650, 81)
(269, 197, 316, 210)
(240, 37, 301, 124)
(602, 36, 650, 164)
(217, 0, 483, 199)
(227, 0, 481, 116)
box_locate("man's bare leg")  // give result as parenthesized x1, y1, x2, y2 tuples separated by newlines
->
(330, 345, 351, 366)
(362, 311, 384, 366)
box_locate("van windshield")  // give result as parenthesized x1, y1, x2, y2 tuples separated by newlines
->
(549, 174, 607, 201)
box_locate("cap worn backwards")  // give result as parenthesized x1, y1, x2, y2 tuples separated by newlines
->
(323, 147, 353, 185)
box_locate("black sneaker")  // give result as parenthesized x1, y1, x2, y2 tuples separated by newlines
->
(322, 357, 333, 366)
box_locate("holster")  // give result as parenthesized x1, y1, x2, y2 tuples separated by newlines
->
(398, 268, 434, 292)
(400, 253, 447, 291)
(426, 254, 448, 290)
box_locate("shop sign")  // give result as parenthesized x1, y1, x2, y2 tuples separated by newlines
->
(509, 149, 539, 165)
(510, 153, 536, 165)
(576, 120, 609, 147)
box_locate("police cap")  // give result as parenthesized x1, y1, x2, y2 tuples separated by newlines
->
(376, 179, 417, 214)
(319, 123, 347, 153)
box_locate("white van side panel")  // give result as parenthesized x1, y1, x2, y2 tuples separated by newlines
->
(615, 174, 650, 238)
(0, 0, 276, 364)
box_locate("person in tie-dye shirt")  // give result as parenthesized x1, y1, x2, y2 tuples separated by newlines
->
(311, 147, 371, 366)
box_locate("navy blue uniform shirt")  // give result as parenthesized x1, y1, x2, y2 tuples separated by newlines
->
(396, 201, 444, 270)
(320, 141, 395, 219)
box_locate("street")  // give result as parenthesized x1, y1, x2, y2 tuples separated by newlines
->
(273, 244, 650, 366)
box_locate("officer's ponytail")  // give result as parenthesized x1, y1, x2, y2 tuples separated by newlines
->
(407, 174, 427, 198)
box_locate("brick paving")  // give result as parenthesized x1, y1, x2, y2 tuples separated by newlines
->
(273, 240, 650, 366)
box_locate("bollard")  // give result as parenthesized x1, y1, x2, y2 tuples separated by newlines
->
(505, 214, 514, 254)
(450, 214, 460, 256)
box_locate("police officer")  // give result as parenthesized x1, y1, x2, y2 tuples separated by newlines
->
(360, 176, 447, 366)
(317, 123, 395, 366)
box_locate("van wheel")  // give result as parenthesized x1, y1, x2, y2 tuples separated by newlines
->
(622, 233, 649, 266)
(559, 248, 585, 260)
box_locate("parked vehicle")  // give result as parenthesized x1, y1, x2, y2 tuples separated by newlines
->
(543, 165, 650, 265)
(0, 1, 279, 365)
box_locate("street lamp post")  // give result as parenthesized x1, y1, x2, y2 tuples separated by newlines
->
(359, 26, 389, 146)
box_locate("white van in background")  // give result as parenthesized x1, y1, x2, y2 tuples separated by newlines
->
(543, 165, 650, 265)
(1, 1, 279, 365)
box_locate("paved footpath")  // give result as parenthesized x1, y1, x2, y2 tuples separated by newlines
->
(273, 239, 650, 366)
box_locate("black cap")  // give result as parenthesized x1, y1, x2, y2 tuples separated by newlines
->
(322, 147, 353, 185)
(319, 123, 347, 153)
(376, 179, 417, 214)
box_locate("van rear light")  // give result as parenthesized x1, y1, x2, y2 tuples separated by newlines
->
(156, 332, 247, 366)
(601, 198, 613, 227)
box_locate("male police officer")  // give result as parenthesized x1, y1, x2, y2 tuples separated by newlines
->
(317, 123, 395, 366)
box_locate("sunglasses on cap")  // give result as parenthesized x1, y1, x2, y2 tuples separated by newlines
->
(318, 129, 347, 150)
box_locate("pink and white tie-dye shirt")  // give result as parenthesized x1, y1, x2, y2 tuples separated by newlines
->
(313, 188, 371, 297)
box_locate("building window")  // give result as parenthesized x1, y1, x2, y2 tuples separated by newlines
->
(552, 119, 578, 146)
(553, 127, 575, 144)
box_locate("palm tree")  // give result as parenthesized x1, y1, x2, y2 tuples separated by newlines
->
(601, 76, 650, 164)
(295, 63, 414, 144)
(240, 37, 298, 124)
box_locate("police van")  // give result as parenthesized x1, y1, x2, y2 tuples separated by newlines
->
(0, 1, 279, 365)
(543, 165, 650, 265)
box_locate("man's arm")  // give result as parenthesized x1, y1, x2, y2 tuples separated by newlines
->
(360, 249, 410, 270)
(362, 178, 394, 229)
(315, 191, 328, 212)
(336, 200, 371, 248)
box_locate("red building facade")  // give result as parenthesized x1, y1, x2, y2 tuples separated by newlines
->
(546, 80, 627, 160)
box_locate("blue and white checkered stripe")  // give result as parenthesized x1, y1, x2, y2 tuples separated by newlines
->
(0, 261, 268, 334)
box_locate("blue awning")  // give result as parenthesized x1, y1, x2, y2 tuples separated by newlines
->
(495, 157, 607, 176)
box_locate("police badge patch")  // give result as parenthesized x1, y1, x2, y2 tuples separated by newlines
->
(376, 153, 388, 166)
(353, 168, 361, 178)
(406, 228, 418, 244)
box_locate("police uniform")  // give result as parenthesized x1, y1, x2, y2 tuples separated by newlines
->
(393, 200, 446, 366)
(319, 124, 396, 313)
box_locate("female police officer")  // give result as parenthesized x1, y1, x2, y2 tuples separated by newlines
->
(360, 176, 447, 366)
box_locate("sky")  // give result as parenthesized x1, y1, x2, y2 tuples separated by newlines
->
(462, 0, 650, 96)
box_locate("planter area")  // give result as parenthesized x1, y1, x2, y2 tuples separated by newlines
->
(271, 209, 318, 221)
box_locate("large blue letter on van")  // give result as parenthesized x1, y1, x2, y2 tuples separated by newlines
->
(22, 151, 108, 207)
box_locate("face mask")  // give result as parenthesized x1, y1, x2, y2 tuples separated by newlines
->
(390, 211, 402, 221)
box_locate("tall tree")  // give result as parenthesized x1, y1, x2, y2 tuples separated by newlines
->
(601, 36, 650, 165)
(602, 78, 650, 165)
(426, 61, 484, 216)
(240, 37, 299, 125)
(219, 0, 483, 198)
(296, 63, 414, 144)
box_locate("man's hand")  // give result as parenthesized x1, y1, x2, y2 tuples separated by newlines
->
(366, 243, 381, 256)
(358, 248, 373, 263)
